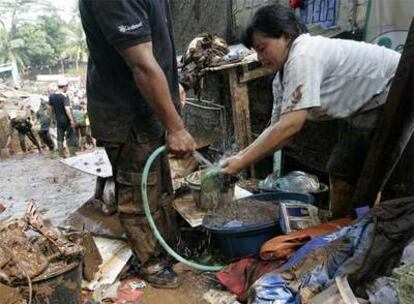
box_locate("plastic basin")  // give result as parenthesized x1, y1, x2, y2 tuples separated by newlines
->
(202, 192, 314, 259)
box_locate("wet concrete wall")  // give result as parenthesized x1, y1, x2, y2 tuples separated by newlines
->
(170, 0, 276, 54)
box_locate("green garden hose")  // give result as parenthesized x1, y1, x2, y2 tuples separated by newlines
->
(141, 145, 224, 272)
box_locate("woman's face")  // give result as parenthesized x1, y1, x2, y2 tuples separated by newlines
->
(252, 31, 290, 72)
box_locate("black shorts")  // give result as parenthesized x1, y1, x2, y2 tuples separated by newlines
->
(327, 107, 382, 183)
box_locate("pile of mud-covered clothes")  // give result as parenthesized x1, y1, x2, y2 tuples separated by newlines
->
(0, 202, 101, 304)
(217, 196, 414, 304)
(179, 33, 229, 95)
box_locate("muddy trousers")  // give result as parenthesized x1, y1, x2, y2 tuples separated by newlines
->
(18, 130, 41, 152)
(38, 130, 54, 151)
(102, 135, 176, 265)
(57, 124, 77, 156)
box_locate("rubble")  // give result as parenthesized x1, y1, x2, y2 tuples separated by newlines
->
(0, 283, 25, 304)
(0, 202, 86, 302)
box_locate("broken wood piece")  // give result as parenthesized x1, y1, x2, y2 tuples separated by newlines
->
(83, 237, 132, 291)
(80, 233, 103, 282)
(336, 276, 359, 304)
(172, 194, 206, 227)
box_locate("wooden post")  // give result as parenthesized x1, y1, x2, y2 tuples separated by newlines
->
(352, 18, 414, 208)
(228, 68, 255, 177)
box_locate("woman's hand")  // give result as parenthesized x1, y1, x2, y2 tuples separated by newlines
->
(220, 155, 246, 175)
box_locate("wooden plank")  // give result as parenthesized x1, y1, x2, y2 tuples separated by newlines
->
(239, 66, 273, 83)
(352, 18, 414, 208)
(83, 237, 132, 291)
(336, 276, 359, 304)
(172, 194, 206, 227)
(228, 68, 255, 177)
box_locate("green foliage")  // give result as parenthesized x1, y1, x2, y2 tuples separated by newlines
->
(0, 0, 87, 72)
(14, 22, 55, 67)
(38, 15, 67, 59)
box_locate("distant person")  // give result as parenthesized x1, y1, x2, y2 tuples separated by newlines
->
(36, 100, 55, 151)
(8, 114, 42, 153)
(81, 101, 95, 149)
(72, 103, 88, 151)
(48, 79, 77, 157)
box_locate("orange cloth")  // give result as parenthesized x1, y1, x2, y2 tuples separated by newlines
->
(260, 218, 352, 260)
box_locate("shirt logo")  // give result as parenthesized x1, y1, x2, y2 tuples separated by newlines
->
(118, 22, 143, 33)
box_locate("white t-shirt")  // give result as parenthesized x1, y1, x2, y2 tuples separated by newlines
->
(271, 34, 401, 123)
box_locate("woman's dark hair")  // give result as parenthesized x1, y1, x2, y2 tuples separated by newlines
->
(242, 4, 308, 48)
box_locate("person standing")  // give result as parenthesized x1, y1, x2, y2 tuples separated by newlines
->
(79, 0, 195, 288)
(36, 100, 55, 151)
(48, 79, 77, 157)
(72, 103, 88, 151)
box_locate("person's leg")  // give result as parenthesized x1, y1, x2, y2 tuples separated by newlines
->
(74, 127, 81, 150)
(328, 176, 355, 218)
(44, 130, 55, 151)
(26, 129, 42, 153)
(85, 126, 95, 148)
(327, 108, 382, 218)
(56, 125, 66, 157)
(18, 132, 26, 152)
(66, 126, 78, 156)
(104, 134, 179, 288)
(80, 127, 87, 151)
(38, 130, 47, 149)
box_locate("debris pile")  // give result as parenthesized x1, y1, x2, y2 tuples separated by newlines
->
(0, 202, 92, 303)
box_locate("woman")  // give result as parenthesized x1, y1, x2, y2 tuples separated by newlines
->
(221, 4, 402, 218)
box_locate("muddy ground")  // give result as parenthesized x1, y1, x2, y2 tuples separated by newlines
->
(0, 152, 95, 224)
(0, 151, 216, 304)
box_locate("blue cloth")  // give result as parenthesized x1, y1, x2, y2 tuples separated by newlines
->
(250, 272, 296, 304)
(249, 219, 375, 303)
(299, 0, 338, 28)
(249, 227, 349, 304)
(280, 226, 352, 271)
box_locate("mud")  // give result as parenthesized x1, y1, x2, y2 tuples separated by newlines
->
(0, 283, 24, 304)
(138, 271, 212, 304)
(0, 152, 231, 303)
(0, 153, 95, 224)
(62, 199, 125, 239)
(205, 199, 279, 228)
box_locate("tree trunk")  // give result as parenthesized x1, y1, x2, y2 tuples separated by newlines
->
(9, 52, 21, 88)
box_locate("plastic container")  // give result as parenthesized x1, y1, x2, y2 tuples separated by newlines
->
(202, 192, 314, 259)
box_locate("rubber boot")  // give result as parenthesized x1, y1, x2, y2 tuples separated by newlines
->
(57, 141, 66, 158)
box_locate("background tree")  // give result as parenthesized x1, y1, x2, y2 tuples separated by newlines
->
(0, 0, 49, 84)
(0, 0, 87, 79)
